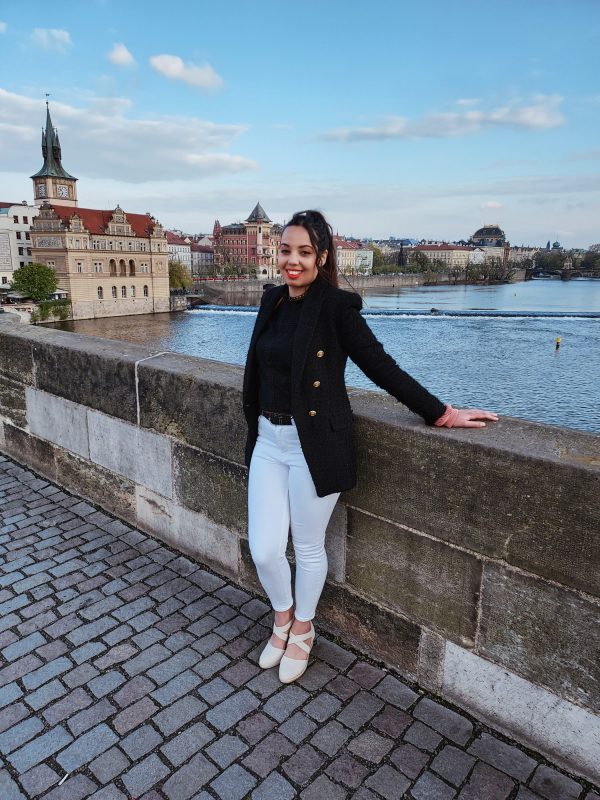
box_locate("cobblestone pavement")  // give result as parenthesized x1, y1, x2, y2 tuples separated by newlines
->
(1, 454, 598, 800)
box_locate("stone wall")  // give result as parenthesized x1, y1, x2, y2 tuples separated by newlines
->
(0, 318, 598, 783)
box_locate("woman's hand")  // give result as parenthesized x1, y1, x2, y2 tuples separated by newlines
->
(452, 408, 499, 428)
(435, 404, 498, 428)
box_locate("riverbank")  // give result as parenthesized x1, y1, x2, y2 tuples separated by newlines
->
(190, 269, 527, 306)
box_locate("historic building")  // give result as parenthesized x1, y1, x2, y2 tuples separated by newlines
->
(213, 202, 282, 278)
(410, 243, 478, 269)
(29, 104, 169, 319)
(0, 202, 40, 289)
(166, 231, 192, 269)
(190, 243, 214, 276)
(470, 224, 507, 247)
(333, 236, 373, 275)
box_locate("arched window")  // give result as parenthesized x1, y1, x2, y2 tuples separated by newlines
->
(143, 285, 149, 297)
(109, 259, 117, 276)
(119, 259, 127, 276)
(97, 286, 103, 299)
(131, 285, 136, 297)
(111, 286, 117, 298)
(121, 286, 127, 298)
(129, 259, 136, 276)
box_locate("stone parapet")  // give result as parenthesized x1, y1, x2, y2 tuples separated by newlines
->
(0, 317, 599, 783)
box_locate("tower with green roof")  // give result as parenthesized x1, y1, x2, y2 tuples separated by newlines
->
(31, 102, 78, 207)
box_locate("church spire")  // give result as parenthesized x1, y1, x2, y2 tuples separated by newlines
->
(31, 101, 78, 206)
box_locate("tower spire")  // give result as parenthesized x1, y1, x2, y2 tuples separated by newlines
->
(31, 100, 78, 206)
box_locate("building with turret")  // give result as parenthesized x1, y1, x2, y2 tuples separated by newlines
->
(30, 104, 169, 319)
(213, 203, 282, 279)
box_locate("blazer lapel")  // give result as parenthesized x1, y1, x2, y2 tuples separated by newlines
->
(291, 276, 327, 392)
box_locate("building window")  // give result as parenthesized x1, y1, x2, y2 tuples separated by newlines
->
(76, 263, 83, 273)
(25, 232, 30, 240)
(2, 277, 7, 284)
(121, 286, 127, 298)
(131, 285, 136, 297)
(47, 261, 55, 268)
(97, 286, 103, 299)
(143, 285, 148, 297)
(27, 249, 31, 256)
(16, 231, 21, 240)
(13, 216, 18, 224)
(93, 262, 102, 273)
(111, 286, 117, 298)
(23, 217, 28, 224)
(18, 247, 23, 256)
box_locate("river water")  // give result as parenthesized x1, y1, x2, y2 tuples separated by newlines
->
(58, 279, 600, 435)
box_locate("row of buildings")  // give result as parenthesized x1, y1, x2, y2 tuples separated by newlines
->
(0, 104, 551, 320)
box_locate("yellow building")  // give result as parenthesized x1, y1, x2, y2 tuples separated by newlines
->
(30, 103, 169, 319)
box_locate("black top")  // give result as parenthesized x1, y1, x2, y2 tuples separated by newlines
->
(256, 293, 304, 413)
(243, 276, 447, 496)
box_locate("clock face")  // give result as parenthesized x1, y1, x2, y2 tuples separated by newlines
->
(38, 184, 46, 198)
(57, 185, 69, 198)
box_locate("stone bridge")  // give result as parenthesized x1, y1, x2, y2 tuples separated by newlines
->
(0, 317, 599, 798)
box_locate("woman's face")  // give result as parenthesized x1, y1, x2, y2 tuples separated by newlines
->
(278, 225, 325, 297)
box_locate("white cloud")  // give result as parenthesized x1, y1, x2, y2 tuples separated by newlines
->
(0, 21, 7, 33)
(149, 54, 223, 90)
(321, 95, 566, 142)
(107, 43, 135, 67)
(0, 88, 256, 183)
(457, 98, 479, 106)
(31, 28, 72, 53)
(480, 200, 503, 210)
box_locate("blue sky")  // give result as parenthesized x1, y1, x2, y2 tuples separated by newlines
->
(1, 0, 599, 246)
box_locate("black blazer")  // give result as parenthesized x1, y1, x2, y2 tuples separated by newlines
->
(243, 275, 446, 497)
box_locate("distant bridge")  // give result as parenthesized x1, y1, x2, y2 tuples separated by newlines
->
(527, 268, 600, 280)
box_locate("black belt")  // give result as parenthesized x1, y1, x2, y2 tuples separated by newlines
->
(261, 410, 293, 425)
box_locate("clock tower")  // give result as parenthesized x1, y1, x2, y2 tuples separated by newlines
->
(31, 102, 78, 207)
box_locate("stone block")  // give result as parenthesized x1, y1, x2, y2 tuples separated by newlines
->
(136, 486, 240, 577)
(319, 580, 421, 676)
(442, 641, 600, 785)
(479, 563, 600, 712)
(137, 352, 246, 462)
(31, 329, 152, 423)
(54, 449, 136, 523)
(0, 375, 27, 428)
(26, 388, 89, 458)
(173, 443, 247, 533)
(344, 398, 600, 598)
(346, 508, 481, 645)
(324, 501, 346, 582)
(2, 425, 57, 483)
(418, 628, 446, 694)
(88, 410, 172, 497)
(0, 325, 39, 384)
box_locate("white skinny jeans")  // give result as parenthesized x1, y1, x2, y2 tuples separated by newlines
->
(248, 415, 340, 621)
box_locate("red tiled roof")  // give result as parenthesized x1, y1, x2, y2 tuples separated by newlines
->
(165, 231, 190, 246)
(0, 202, 24, 209)
(190, 244, 214, 253)
(333, 236, 361, 249)
(46, 204, 162, 237)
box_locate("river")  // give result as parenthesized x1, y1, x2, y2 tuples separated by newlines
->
(56, 278, 600, 435)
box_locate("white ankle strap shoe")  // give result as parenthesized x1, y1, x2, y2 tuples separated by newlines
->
(279, 622, 315, 683)
(258, 618, 293, 669)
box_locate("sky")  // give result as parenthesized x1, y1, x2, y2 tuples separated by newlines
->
(0, 0, 599, 247)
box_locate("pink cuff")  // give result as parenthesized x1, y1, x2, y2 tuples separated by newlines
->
(434, 404, 460, 428)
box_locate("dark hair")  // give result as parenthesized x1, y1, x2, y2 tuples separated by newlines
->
(283, 210, 338, 288)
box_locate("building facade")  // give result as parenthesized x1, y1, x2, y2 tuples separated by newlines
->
(166, 231, 192, 269)
(28, 104, 170, 319)
(333, 236, 373, 275)
(213, 203, 282, 278)
(0, 202, 40, 288)
(410, 244, 477, 269)
(190, 243, 214, 276)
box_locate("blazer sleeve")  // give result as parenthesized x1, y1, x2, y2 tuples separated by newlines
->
(337, 292, 447, 424)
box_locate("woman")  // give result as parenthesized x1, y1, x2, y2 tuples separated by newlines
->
(242, 210, 497, 684)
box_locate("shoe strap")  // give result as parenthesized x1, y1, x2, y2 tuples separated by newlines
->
(287, 625, 314, 654)
(273, 619, 293, 638)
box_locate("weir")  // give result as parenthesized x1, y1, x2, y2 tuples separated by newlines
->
(0, 317, 599, 785)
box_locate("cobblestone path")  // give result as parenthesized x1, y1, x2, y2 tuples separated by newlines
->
(1, 454, 598, 800)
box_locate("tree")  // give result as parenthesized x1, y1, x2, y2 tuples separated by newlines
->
(366, 244, 385, 272)
(410, 250, 430, 272)
(10, 262, 58, 302)
(169, 260, 193, 290)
